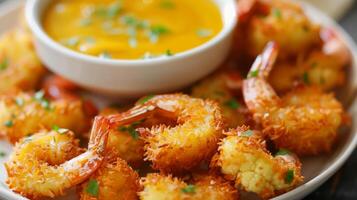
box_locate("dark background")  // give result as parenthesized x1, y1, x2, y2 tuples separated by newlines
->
(0, 0, 356, 199)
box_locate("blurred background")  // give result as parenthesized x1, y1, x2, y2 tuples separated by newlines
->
(0, 0, 355, 199)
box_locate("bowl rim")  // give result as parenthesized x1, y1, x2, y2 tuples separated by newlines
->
(25, 0, 238, 66)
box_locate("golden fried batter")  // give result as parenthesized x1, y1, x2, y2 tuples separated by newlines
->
(139, 173, 238, 200)
(0, 92, 92, 143)
(0, 28, 45, 93)
(212, 126, 303, 199)
(79, 153, 140, 200)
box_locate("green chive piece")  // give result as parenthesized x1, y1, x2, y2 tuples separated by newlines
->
(138, 95, 155, 105)
(34, 90, 45, 100)
(129, 37, 138, 48)
(248, 70, 259, 78)
(160, 0, 175, 9)
(224, 99, 240, 109)
(4, 120, 13, 127)
(181, 184, 196, 194)
(86, 179, 99, 197)
(196, 29, 212, 37)
(99, 51, 112, 59)
(275, 149, 291, 156)
(118, 126, 127, 132)
(241, 130, 254, 137)
(273, 8, 282, 19)
(166, 49, 174, 56)
(285, 170, 294, 184)
(0, 152, 6, 157)
(0, 58, 8, 71)
(107, 3, 122, 18)
(64, 37, 80, 47)
(150, 25, 170, 35)
(52, 125, 69, 134)
(127, 127, 139, 140)
(302, 72, 309, 84)
(15, 98, 24, 106)
(79, 18, 92, 27)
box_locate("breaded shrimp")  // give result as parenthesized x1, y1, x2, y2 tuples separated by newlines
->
(108, 94, 224, 173)
(235, 0, 321, 59)
(0, 28, 45, 93)
(211, 126, 303, 199)
(269, 28, 351, 92)
(243, 42, 344, 155)
(139, 173, 238, 200)
(5, 116, 110, 199)
(191, 67, 250, 128)
(0, 91, 92, 143)
(79, 153, 140, 200)
(100, 107, 145, 168)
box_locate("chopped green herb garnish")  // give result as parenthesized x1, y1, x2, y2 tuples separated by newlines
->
(224, 99, 240, 109)
(181, 184, 196, 194)
(275, 149, 291, 156)
(99, 51, 112, 59)
(34, 90, 45, 100)
(302, 72, 309, 84)
(79, 18, 92, 27)
(127, 126, 139, 139)
(85, 37, 96, 44)
(160, 0, 175, 9)
(166, 49, 174, 56)
(196, 29, 212, 37)
(150, 25, 170, 35)
(241, 130, 254, 137)
(64, 37, 80, 47)
(248, 70, 259, 78)
(121, 15, 137, 26)
(129, 37, 138, 48)
(118, 120, 143, 140)
(34, 91, 52, 110)
(285, 170, 294, 184)
(138, 94, 155, 105)
(272, 8, 282, 19)
(41, 99, 51, 110)
(0, 151, 6, 157)
(4, 120, 13, 127)
(107, 3, 122, 18)
(86, 179, 99, 197)
(52, 125, 69, 134)
(0, 58, 8, 71)
(15, 98, 24, 106)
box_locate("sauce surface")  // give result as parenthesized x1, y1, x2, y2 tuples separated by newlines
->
(43, 0, 222, 59)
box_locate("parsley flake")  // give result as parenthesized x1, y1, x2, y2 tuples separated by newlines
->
(86, 179, 99, 197)
(160, 0, 175, 9)
(275, 149, 291, 156)
(0, 151, 6, 157)
(166, 49, 174, 56)
(15, 98, 24, 106)
(196, 29, 212, 37)
(52, 125, 69, 134)
(273, 8, 282, 19)
(0, 58, 8, 71)
(285, 170, 294, 184)
(137, 95, 155, 105)
(4, 120, 13, 127)
(224, 99, 240, 109)
(79, 18, 92, 27)
(248, 70, 259, 78)
(241, 130, 254, 137)
(181, 184, 196, 194)
(64, 37, 80, 47)
(99, 51, 112, 59)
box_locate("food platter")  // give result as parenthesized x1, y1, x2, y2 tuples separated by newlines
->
(0, 0, 357, 200)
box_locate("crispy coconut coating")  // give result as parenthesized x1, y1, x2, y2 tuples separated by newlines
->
(140, 94, 224, 173)
(0, 28, 45, 93)
(236, 0, 321, 59)
(5, 131, 83, 199)
(139, 173, 238, 200)
(79, 154, 140, 200)
(5, 117, 111, 199)
(100, 107, 145, 168)
(212, 126, 303, 199)
(0, 92, 92, 143)
(191, 69, 250, 128)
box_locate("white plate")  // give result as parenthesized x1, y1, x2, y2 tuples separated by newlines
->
(1, 0, 357, 200)
(300, 0, 355, 19)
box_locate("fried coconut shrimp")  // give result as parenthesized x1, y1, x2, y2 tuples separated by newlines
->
(235, 0, 321, 58)
(212, 126, 303, 199)
(139, 173, 238, 200)
(269, 28, 351, 92)
(0, 91, 92, 143)
(100, 107, 145, 167)
(191, 67, 250, 128)
(243, 42, 344, 155)
(109, 94, 224, 173)
(0, 28, 45, 93)
(5, 117, 110, 199)
(79, 153, 140, 200)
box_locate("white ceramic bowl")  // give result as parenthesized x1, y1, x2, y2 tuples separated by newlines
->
(25, 0, 237, 97)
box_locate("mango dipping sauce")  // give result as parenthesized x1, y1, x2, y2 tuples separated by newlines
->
(42, 0, 223, 59)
